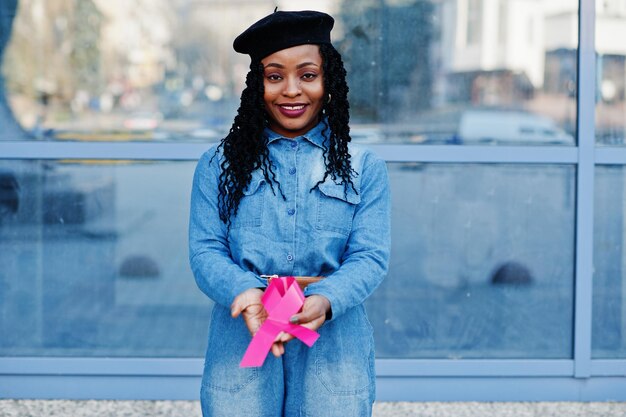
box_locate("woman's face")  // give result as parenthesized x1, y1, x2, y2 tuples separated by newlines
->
(262, 44, 325, 138)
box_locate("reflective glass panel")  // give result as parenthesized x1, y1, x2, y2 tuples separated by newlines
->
(593, 166, 626, 358)
(1, 0, 577, 145)
(1, 160, 576, 359)
(0, 160, 210, 357)
(367, 163, 576, 358)
(595, 1, 626, 145)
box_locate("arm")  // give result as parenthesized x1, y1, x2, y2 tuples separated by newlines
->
(303, 154, 391, 321)
(188, 150, 265, 308)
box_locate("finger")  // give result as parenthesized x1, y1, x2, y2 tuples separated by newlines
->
(290, 309, 314, 324)
(231, 302, 242, 318)
(280, 332, 294, 343)
(290, 310, 323, 325)
(271, 341, 284, 357)
(271, 343, 280, 357)
(300, 316, 326, 332)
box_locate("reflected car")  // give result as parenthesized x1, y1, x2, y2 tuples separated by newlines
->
(458, 109, 574, 145)
(0, 169, 19, 222)
(123, 111, 163, 130)
(403, 107, 575, 145)
(350, 127, 384, 144)
(189, 127, 221, 141)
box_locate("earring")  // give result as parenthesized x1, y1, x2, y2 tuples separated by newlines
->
(327, 93, 332, 104)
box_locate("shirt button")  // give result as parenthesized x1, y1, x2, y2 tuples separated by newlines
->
(287, 254, 293, 261)
(290, 141, 298, 149)
(289, 167, 296, 175)
(287, 208, 295, 216)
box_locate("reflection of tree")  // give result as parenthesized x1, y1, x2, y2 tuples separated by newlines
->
(168, 3, 233, 96)
(70, 1, 103, 94)
(339, 0, 434, 123)
(2, 0, 103, 131)
(0, 0, 28, 139)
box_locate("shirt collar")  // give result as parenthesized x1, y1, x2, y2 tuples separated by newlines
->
(264, 118, 329, 149)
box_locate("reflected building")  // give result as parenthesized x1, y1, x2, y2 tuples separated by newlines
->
(339, 0, 435, 122)
(439, 0, 561, 106)
(96, 0, 174, 94)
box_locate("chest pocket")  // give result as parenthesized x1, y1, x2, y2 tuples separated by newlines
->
(316, 181, 361, 236)
(231, 174, 266, 229)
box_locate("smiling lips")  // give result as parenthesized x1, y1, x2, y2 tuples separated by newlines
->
(277, 103, 307, 118)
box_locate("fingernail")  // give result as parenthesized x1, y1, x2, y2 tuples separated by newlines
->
(289, 316, 298, 324)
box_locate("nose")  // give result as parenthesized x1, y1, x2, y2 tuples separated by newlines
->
(283, 75, 301, 97)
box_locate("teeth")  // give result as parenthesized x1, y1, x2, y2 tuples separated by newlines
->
(282, 105, 305, 110)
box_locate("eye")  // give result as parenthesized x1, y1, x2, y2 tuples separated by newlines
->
(266, 74, 282, 81)
(302, 72, 318, 80)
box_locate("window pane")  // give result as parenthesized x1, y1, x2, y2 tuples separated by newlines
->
(367, 163, 576, 358)
(593, 166, 626, 358)
(1, 160, 576, 359)
(0, 0, 577, 145)
(595, 2, 626, 145)
(0, 160, 209, 357)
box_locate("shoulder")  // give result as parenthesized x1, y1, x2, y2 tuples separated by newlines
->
(196, 143, 223, 169)
(348, 143, 386, 176)
(193, 143, 224, 184)
(202, 143, 223, 162)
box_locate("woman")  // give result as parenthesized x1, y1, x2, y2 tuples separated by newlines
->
(189, 10, 390, 417)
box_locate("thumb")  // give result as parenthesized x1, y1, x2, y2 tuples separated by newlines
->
(289, 306, 317, 324)
(231, 300, 243, 318)
(290, 295, 330, 324)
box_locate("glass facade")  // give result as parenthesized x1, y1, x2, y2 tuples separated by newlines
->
(1, 0, 625, 402)
(0, 160, 210, 357)
(371, 163, 575, 359)
(592, 0, 626, 359)
(0, 161, 576, 359)
(595, 0, 626, 145)
(594, 166, 626, 358)
(1, 0, 578, 146)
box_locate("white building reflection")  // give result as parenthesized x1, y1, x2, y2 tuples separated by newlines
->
(1, 0, 625, 140)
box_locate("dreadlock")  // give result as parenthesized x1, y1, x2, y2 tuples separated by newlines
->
(214, 43, 356, 225)
(312, 43, 357, 194)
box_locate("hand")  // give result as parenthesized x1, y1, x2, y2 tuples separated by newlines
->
(277, 295, 331, 346)
(230, 288, 285, 358)
(231, 288, 267, 337)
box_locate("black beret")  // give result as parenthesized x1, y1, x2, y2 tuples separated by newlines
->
(233, 10, 334, 61)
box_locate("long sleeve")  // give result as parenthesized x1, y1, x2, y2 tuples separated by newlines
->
(188, 149, 265, 308)
(304, 154, 391, 320)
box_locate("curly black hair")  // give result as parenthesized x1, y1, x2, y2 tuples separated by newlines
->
(214, 43, 356, 226)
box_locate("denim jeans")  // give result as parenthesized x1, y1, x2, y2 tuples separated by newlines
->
(200, 304, 375, 417)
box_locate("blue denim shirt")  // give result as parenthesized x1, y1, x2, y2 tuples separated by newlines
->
(189, 121, 391, 320)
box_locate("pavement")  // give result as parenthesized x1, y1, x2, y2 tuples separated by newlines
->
(1, 401, 626, 417)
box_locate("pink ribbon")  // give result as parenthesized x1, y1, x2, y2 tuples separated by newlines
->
(239, 276, 320, 368)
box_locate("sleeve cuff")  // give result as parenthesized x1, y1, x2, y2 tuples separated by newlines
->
(304, 285, 343, 322)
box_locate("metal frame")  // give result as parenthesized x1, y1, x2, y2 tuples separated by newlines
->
(573, 0, 596, 379)
(1, 0, 626, 401)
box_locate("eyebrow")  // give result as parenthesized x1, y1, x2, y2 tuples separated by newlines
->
(264, 62, 320, 70)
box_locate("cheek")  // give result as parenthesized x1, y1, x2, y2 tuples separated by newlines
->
(263, 90, 271, 105)
(313, 80, 325, 103)
(313, 87, 325, 108)
(263, 82, 277, 104)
